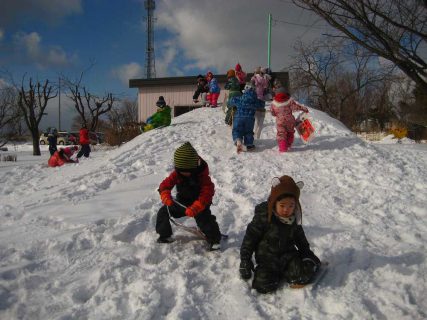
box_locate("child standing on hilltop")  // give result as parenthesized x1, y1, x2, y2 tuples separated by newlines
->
(270, 92, 309, 152)
(206, 71, 221, 108)
(251, 67, 270, 139)
(235, 63, 247, 92)
(156, 142, 222, 251)
(239, 175, 321, 294)
(193, 74, 209, 105)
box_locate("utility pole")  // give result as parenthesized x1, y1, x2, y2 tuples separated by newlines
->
(58, 77, 61, 131)
(267, 13, 272, 69)
(144, 0, 156, 79)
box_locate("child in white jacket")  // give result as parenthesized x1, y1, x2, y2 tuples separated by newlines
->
(251, 67, 270, 139)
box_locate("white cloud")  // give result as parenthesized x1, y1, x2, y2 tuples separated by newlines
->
(12, 31, 73, 68)
(112, 62, 143, 85)
(155, 0, 330, 75)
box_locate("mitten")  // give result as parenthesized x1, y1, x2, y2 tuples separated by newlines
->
(160, 190, 173, 206)
(185, 200, 205, 217)
(239, 259, 254, 280)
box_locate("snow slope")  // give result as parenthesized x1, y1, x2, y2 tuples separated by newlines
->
(0, 107, 426, 320)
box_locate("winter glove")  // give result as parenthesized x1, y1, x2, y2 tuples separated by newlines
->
(239, 259, 254, 280)
(160, 190, 173, 207)
(185, 200, 205, 217)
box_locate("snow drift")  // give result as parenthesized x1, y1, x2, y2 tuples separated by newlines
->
(0, 107, 426, 319)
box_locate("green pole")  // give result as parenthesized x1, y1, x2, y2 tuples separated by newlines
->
(268, 13, 272, 69)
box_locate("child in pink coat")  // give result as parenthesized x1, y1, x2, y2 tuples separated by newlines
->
(270, 92, 309, 152)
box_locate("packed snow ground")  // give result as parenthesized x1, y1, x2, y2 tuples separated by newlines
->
(0, 107, 426, 320)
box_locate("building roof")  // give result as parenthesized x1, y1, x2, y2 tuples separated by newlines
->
(129, 72, 289, 88)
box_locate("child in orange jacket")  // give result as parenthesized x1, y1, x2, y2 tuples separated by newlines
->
(48, 146, 79, 167)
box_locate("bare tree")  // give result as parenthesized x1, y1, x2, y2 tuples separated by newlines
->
(120, 99, 138, 124)
(64, 75, 116, 132)
(0, 86, 20, 147)
(104, 99, 140, 146)
(17, 77, 57, 155)
(290, 38, 396, 128)
(292, 0, 427, 93)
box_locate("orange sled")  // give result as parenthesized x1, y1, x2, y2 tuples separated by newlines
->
(296, 113, 315, 143)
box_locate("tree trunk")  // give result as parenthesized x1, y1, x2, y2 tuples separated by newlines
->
(31, 130, 41, 156)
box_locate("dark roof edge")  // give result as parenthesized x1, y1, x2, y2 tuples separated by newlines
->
(129, 72, 289, 88)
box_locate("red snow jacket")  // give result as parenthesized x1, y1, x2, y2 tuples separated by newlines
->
(48, 147, 78, 167)
(158, 158, 215, 208)
(79, 128, 90, 145)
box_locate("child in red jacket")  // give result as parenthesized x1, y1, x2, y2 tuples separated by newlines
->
(156, 142, 222, 251)
(77, 124, 91, 158)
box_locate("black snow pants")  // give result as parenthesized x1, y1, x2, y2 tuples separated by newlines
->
(156, 203, 221, 244)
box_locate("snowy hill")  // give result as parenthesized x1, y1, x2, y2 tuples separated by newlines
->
(0, 107, 426, 319)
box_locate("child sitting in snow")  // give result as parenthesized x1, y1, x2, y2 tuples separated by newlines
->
(239, 175, 321, 293)
(156, 142, 222, 251)
(228, 83, 264, 152)
(270, 91, 309, 152)
(141, 96, 172, 132)
(48, 146, 79, 167)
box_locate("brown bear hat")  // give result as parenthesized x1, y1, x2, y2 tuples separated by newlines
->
(267, 175, 302, 224)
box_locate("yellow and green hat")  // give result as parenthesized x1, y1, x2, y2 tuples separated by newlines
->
(174, 142, 199, 171)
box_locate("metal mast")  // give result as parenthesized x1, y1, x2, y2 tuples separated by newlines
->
(144, 0, 156, 79)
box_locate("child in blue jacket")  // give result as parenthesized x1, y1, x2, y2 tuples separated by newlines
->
(228, 83, 264, 152)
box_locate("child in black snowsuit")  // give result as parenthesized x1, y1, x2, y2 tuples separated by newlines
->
(239, 175, 321, 293)
(156, 142, 222, 251)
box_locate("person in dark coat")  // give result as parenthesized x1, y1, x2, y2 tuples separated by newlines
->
(239, 175, 321, 293)
(156, 142, 222, 251)
(47, 129, 58, 156)
(193, 75, 209, 105)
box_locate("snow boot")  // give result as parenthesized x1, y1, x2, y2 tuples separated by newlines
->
(278, 140, 288, 152)
(157, 236, 175, 244)
(209, 242, 221, 251)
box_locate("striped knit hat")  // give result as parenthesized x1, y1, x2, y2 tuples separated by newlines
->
(174, 142, 199, 171)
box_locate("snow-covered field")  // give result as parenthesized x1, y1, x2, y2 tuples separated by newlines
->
(0, 107, 426, 320)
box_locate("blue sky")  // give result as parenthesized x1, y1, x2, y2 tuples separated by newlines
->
(0, 0, 328, 131)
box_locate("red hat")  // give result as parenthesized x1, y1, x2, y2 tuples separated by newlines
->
(274, 92, 290, 103)
(235, 63, 242, 71)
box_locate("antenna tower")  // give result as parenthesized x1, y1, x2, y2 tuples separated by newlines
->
(144, 0, 156, 79)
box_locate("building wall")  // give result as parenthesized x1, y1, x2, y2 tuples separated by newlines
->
(138, 85, 227, 122)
